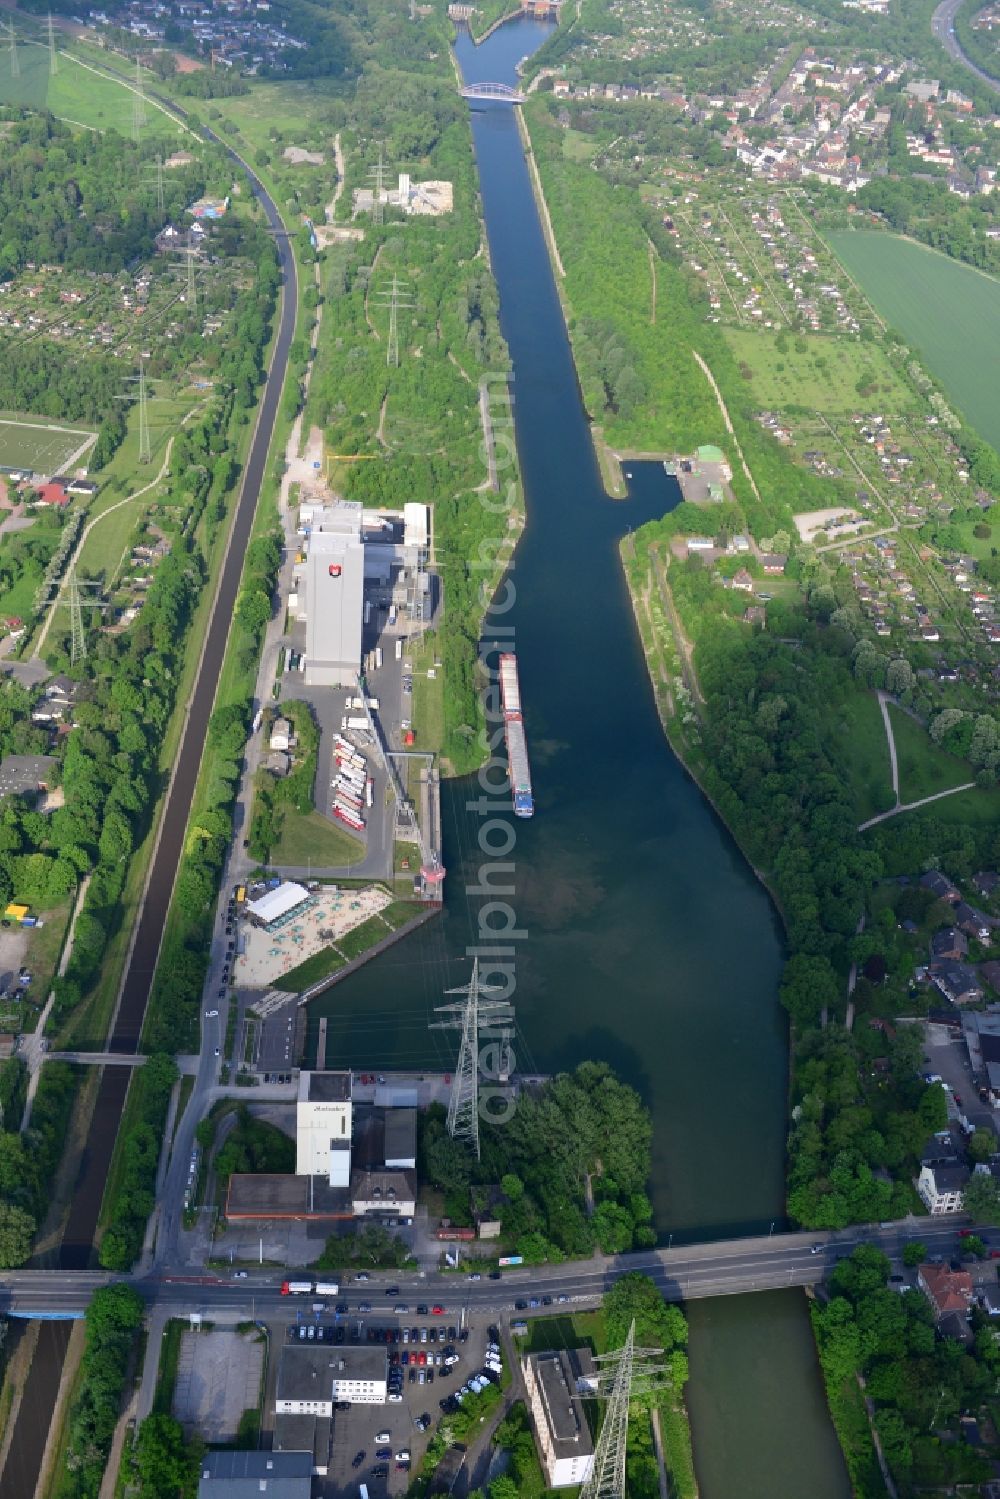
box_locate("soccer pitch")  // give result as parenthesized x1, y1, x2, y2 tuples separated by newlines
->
(0, 415, 97, 477)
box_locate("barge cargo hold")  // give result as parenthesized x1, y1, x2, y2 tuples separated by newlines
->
(498, 652, 534, 817)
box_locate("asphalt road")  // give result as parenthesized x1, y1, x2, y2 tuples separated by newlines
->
(3, 1216, 986, 1319)
(59, 123, 299, 1267)
(932, 0, 1000, 94)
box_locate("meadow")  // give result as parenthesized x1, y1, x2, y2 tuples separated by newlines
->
(0, 41, 183, 137)
(0, 414, 95, 475)
(827, 230, 1000, 451)
(722, 328, 916, 414)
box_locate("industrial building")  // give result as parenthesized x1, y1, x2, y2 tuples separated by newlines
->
(227, 1072, 418, 1221)
(296, 1070, 353, 1182)
(293, 500, 431, 689)
(196, 1451, 311, 1499)
(276, 1344, 389, 1413)
(301, 501, 366, 687)
(522, 1348, 596, 1489)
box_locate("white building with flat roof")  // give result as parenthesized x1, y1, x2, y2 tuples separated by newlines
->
(276, 1345, 387, 1414)
(296, 1071, 353, 1184)
(303, 502, 365, 687)
(523, 1349, 595, 1489)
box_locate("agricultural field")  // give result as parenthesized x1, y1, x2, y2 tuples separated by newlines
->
(0, 41, 183, 138)
(724, 329, 916, 415)
(827, 231, 1000, 453)
(0, 415, 96, 477)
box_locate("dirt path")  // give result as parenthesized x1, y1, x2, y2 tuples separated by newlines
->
(858, 780, 976, 832)
(328, 132, 346, 220)
(651, 544, 705, 708)
(692, 350, 762, 506)
(364, 243, 384, 341)
(647, 236, 658, 325)
(33, 401, 201, 658)
(878, 689, 900, 803)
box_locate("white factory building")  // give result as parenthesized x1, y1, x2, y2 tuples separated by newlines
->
(301, 501, 365, 687)
(294, 500, 430, 688)
(296, 1071, 352, 1184)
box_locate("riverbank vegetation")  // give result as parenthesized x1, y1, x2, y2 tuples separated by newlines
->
(59, 1284, 144, 1499)
(813, 1245, 1000, 1494)
(0, 1061, 80, 1266)
(420, 1062, 656, 1258)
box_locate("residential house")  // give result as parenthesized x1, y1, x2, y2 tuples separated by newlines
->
(929, 960, 983, 1005)
(916, 1161, 969, 1212)
(931, 927, 969, 962)
(729, 568, 754, 593)
(743, 606, 767, 627)
(973, 871, 1000, 899)
(954, 902, 992, 943)
(918, 1260, 973, 1314)
(979, 962, 1000, 996)
(0, 754, 57, 802)
(920, 869, 961, 903)
(760, 553, 787, 575)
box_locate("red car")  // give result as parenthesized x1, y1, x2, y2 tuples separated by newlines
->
(418, 1351, 427, 1366)
(431, 1305, 445, 1315)
(960, 1228, 974, 1237)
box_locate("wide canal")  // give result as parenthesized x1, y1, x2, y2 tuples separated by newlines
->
(311, 15, 852, 1496)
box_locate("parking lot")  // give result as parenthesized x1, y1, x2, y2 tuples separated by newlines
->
(279, 1308, 502, 1497)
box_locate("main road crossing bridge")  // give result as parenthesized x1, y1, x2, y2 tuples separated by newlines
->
(0, 1217, 970, 1320)
(460, 81, 525, 103)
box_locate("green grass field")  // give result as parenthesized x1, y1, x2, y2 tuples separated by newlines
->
(888, 704, 973, 803)
(826, 231, 1000, 450)
(0, 42, 183, 137)
(0, 414, 95, 475)
(271, 809, 363, 868)
(722, 328, 916, 414)
(826, 690, 895, 822)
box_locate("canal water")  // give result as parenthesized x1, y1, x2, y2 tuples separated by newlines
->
(308, 15, 852, 1496)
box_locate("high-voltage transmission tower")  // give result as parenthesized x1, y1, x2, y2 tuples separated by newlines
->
(431, 959, 512, 1158)
(367, 145, 389, 226)
(67, 572, 106, 664)
(377, 275, 412, 369)
(118, 358, 153, 464)
(146, 154, 166, 215)
(579, 1321, 670, 1499)
(131, 57, 147, 143)
(46, 13, 58, 75)
(5, 20, 19, 78)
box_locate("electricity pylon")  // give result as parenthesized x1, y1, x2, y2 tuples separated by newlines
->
(430, 959, 512, 1158)
(376, 275, 412, 368)
(46, 12, 58, 75)
(6, 20, 19, 78)
(579, 1322, 670, 1499)
(131, 57, 146, 143)
(118, 358, 153, 464)
(367, 145, 388, 226)
(146, 154, 166, 215)
(67, 572, 106, 664)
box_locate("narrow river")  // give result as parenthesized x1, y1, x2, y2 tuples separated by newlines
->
(311, 17, 852, 1495)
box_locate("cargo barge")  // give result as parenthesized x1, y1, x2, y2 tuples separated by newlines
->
(498, 652, 534, 817)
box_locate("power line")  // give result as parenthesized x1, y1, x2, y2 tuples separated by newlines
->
(368, 145, 388, 227)
(430, 958, 511, 1159)
(46, 12, 58, 75)
(6, 20, 19, 78)
(145, 154, 166, 215)
(579, 1321, 670, 1499)
(67, 571, 107, 664)
(132, 56, 146, 144)
(376, 274, 413, 369)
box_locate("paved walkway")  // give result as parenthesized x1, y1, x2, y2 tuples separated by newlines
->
(858, 780, 976, 832)
(878, 690, 900, 802)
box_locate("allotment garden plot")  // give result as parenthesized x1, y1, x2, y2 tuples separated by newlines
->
(0, 415, 96, 477)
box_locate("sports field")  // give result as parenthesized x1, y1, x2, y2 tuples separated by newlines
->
(0, 42, 183, 137)
(723, 327, 916, 413)
(827, 230, 1000, 451)
(0, 414, 96, 476)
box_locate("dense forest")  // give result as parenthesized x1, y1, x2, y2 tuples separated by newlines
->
(0, 112, 203, 278)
